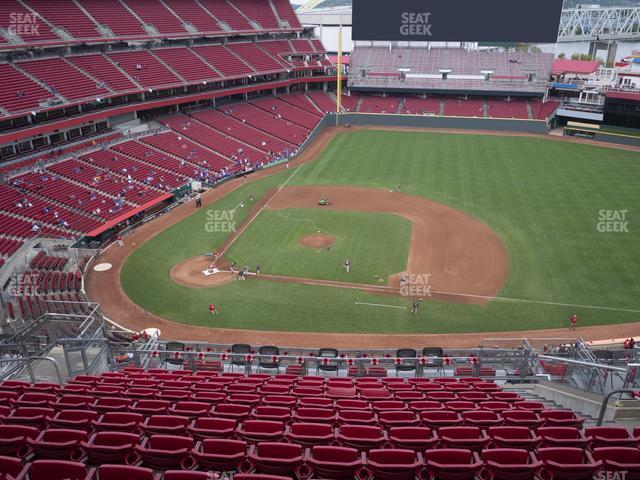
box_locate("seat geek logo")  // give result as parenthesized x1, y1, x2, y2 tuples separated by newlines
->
(400, 12, 432, 37)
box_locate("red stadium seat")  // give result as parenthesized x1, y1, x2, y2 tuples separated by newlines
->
(388, 426, 438, 451)
(336, 399, 371, 411)
(131, 400, 171, 416)
(212, 403, 252, 420)
(92, 397, 132, 414)
(372, 401, 408, 412)
(93, 412, 144, 433)
(540, 410, 585, 428)
(2, 407, 54, 428)
(285, 422, 334, 447)
(482, 448, 543, 480)
(379, 410, 420, 428)
(337, 409, 378, 425)
(586, 427, 638, 447)
(0, 455, 25, 480)
(365, 448, 423, 480)
(592, 447, 640, 480)
(82, 431, 140, 465)
(337, 425, 387, 451)
(293, 407, 336, 423)
(189, 417, 237, 440)
(488, 427, 542, 450)
(537, 447, 602, 480)
(22, 460, 94, 480)
(170, 401, 212, 418)
(461, 410, 503, 427)
(142, 415, 190, 435)
(248, 442, 304, 477)
(192, 439, 248, 472)
(137, 435, 194, 469)
(96, 465, 156, 480)
(538, 427, 590, 448)
(421, 410, 463, 429)
(251, 406, 291, 422)
(307, 445, 362, 479)
(408, 400, 445, 412)
(0, 424, 38, 457)
(55, 395, 94, 410)
(30, 428, 87, 460)
(501, 410, 544, 428)
(237, 420, 285, 443)
(439, 426, 490, 451)
(424, 448, 483, 480)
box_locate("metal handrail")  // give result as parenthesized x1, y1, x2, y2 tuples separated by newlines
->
(0, 356, 63, 385)
(596, 388, 638, 425)
(537, 354, 628, 373)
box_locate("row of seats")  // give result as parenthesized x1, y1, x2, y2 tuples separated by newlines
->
(2, 436, 639, 480)
(0, 41, 330, 115)
(2, 0, 302, 46)
(18, 270, 81, 295)
(29, 252, 68, 271)
(9, 292, 89, 321)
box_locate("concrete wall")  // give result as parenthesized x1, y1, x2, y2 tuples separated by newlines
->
(595, 132, 640, 148)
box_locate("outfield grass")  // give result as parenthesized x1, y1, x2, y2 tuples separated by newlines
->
(121, 130, 640, 334)
(225, 209, 411, 284)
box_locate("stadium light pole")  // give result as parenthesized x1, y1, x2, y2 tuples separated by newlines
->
(336, 24, 342, 126)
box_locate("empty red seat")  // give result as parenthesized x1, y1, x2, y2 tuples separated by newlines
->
(262, 396, 296, 408)
(514, 401, 545, 412)
(160, 389, 191, 402)
(372, 401, 407, 412)
(297, 397, 333, 408)
(394, 391, 426, 402)
(336, 399, 371, 411)
(131, 400, 171, 416)
(586, 427, 638, 448)
(142, 415, 190, 435)
(478, 401, 513, 413)
(233, 476, 291, 480)
(537, 447, 602, 480)
(365, 448, 423, 480)
(337, 425, 387, 451)
(137, 434, 194, 469)
(16, 393, 56, 408)
(592, 447, 640, 480)
(248, 442, 304, 477)
(337, 409, 377, 425)
(388, 427, 438, 451)
(421, 410, 463, 429)
(252, 406, 291, 422)
(446, 401, 478, 413)
(0, 391, 18, 406)
(82, 431, 140, 464)
(170, 401, 211, 418)
(0, 455, 24, 480)
(286, 422, 334, 447)
(458, 392, 490, 403)
(30, 428, 86, 460)
(360, 389, 393, 401)
(482, 448, 542, 480)
(379, 410, 420, 428)
(93, 412, 144, 433)
(96, 465, 155, 480)
(408, 401, 444, 412)
(293, 407, 336, 423)
(424, 448, 483, 480)
(488, 427, 541, 450)
(55, 395, 94, 410)
(501, 410, 544, 428)
(22, 460, 93, 480)
(462, 410, 503, 427)
(439, 426, 489, 451)
(428, 392, 459, 402)
(92, 397, 132, 414)
(227, 394, 261, 406)
(307, 445, 362, 479)
(49, 410, 98, 431)
(491, 392, 523, 403)
(237, 420, 285, 443)
(212, 403, 252, 420)
(2, 407, 53, 428)
(540, 410, 585, 428)
(538, 427, 590, 448)
(0, 424, 38, 457)
(125, 388, 156, 400)
(192, 438, 248, 472)
(189, 417, 237, 440)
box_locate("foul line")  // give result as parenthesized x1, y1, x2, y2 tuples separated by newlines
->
(218, 165, 304, 258)
(429, 289, 640, 314)
(356, 301, 407, 310)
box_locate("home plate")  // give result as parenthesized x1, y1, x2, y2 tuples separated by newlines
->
(93, 263, 112, 272)
(202, 268, 222, 276)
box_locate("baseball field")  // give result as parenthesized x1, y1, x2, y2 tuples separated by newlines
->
(115, 128, 640, 335)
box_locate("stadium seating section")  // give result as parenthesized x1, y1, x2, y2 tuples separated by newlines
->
(349, 47, 554, 94)
(0, 369, 632, 480)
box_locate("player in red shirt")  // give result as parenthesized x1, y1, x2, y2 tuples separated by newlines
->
(569, 314, 577, 329)
(209, 303, 217, 316)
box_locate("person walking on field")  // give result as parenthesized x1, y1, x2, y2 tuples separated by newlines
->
(116, 235, 124, 247)
(569, 314, 578, 329)
(411, 299, 422, 315)
(256, 263, 261, 275)
(209, 303, 217, 316)
(343, 258, 351, 273)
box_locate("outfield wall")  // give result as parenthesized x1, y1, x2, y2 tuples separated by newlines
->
(595, 132, 640, 148)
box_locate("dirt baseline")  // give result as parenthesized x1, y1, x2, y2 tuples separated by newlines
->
(266, 186, 508, 304)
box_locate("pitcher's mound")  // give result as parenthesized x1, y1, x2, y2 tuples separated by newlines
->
(300, 233, 335, 249)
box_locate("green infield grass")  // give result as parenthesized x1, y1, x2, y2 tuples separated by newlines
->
(120, 130, 640, 333)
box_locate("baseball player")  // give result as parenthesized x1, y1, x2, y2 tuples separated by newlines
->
(569, 314, 578, 329)
(256, 263, 261, 275)
(399, 272, 408, 288)
(343, 258, 351, 273)
(411, 299, 422, 314)
(209, 303, 217, 316)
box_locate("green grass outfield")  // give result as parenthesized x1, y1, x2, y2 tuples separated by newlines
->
(225, 209, 411, 284)
(121, 130, 640, 334)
